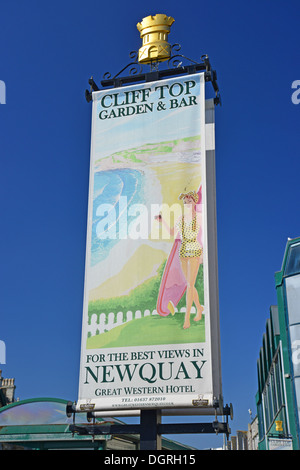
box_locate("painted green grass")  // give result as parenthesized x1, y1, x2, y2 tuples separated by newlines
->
(88, 262, 167, 323)
(88, 263, 204, 324)
(86, 312, 205, 349)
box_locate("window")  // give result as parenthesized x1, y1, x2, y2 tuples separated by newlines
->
(257, 402, 265, 440)
(285, 243, 300, 277)
(262, 348, 287, 433)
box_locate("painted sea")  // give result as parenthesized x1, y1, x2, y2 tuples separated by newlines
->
(91, 168, 145, 266)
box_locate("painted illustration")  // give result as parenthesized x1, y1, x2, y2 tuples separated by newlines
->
(83, 75, 206, 350)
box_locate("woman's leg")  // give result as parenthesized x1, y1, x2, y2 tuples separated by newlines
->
(193, 286, 203, 321)
(180, 257, 201, 328)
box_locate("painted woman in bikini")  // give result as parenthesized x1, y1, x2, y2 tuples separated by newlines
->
(155, 190, 204, 329)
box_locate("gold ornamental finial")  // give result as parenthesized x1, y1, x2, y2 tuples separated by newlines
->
(137, 14, 175, 64)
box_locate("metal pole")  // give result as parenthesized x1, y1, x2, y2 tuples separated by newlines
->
(139, 409, 162, 450)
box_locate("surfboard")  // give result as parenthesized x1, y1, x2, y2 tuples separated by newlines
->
(156, 186, 202, 316)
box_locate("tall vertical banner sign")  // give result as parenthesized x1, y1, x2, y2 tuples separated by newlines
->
(77, 73, 222, 414)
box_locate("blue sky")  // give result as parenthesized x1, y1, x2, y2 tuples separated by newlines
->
(0, 0, 299, 450)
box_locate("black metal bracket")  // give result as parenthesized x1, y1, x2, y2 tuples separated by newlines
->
(69, 419, 231, 437)
(85, 45, 221, 106)
(67, 401, 232, 450)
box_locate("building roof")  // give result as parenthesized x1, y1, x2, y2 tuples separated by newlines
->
(0, 397, 119, 426)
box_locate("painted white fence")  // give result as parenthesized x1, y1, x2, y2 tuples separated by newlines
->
(88, 306, 196, 337)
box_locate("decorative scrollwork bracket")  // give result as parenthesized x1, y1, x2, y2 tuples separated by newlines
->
(85, 43, 221, 106)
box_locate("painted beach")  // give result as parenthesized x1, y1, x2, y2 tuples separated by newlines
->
(85, 135, 205, 348)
